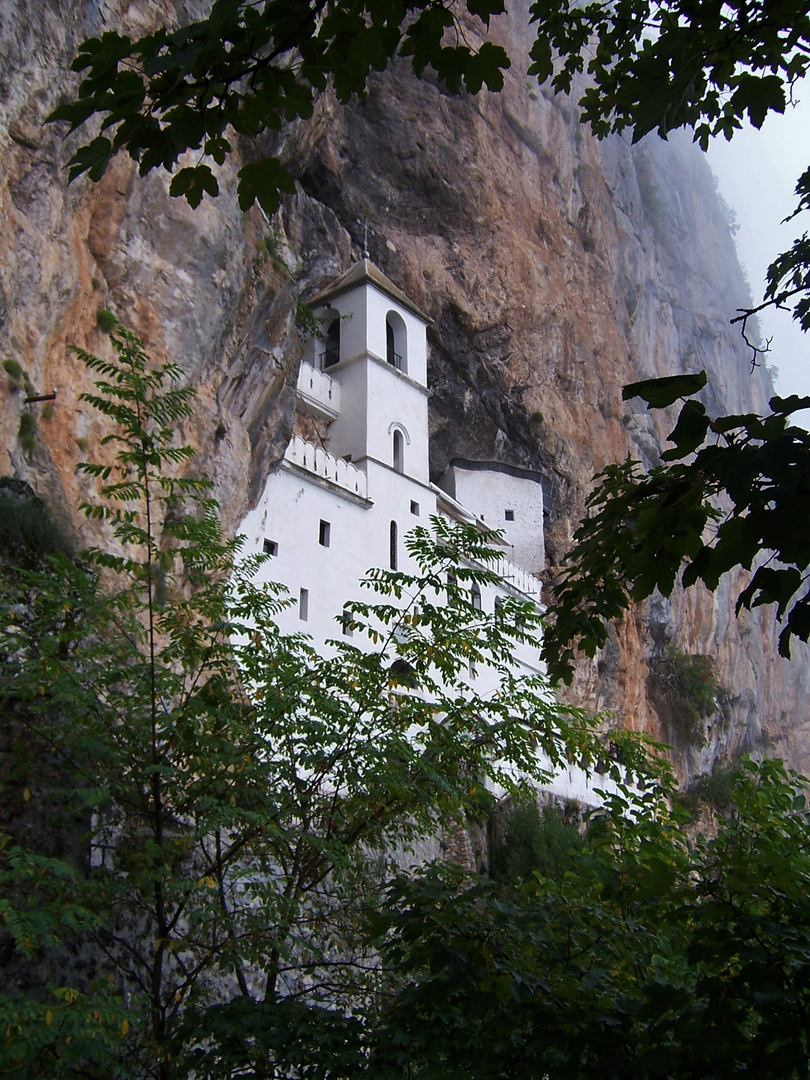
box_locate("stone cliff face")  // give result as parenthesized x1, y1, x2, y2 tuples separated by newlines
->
(2, 0, 807, 779)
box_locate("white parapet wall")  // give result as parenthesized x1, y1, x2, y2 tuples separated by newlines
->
(297, 361, 341, 420)
(284, 436, 369, 500)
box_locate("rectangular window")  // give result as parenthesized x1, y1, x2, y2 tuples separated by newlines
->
(299, 588, 309, 621)
(505, 509, 515, 521)
(319, 520, 331, 547)
(390, 520, 398, 570)
(410, 500, 420, 516)
(341, 609, 353, 637)
(263, 538, 278, 556)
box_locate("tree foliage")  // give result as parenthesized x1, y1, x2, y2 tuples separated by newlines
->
(543, 375, 810, 683)
(48, 0, 509, 215)
(0, 320, 599, 1078)
(366, 757, 810, 1080)
(49, 0, 809, 331)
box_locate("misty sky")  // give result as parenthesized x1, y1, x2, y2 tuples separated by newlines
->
(706, 89, 809, 404)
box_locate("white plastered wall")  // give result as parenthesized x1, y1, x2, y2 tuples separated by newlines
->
(447, 467, 545, 573)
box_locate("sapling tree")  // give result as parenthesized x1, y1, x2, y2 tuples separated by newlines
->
(0, 318, 600, 1079)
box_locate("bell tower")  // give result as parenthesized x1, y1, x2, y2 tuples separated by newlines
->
(306, 259, 431, 485)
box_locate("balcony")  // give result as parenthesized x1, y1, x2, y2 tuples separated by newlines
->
(285, 436, 368, 501)
(296, 361, 341, 421)
(319, 345, 340, 369)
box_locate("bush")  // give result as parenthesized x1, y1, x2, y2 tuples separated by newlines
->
(490, 799, 583, 885)
(17, 412, 37, 453)
(677, 759, 738, 818)
(0, 479, 72, 564)
(648, 647, 728, 748)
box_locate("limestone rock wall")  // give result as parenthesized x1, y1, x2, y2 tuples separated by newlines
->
(2, 0, 807, 779)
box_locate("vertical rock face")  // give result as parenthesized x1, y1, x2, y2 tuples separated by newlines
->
(1, 0, 807, 777)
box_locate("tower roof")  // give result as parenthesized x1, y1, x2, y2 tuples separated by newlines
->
(307, 258, 431, 324)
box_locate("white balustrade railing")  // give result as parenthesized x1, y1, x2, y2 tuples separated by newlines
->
(296, 361, 341, 417)
(285, 436, 368, 499)
(490, 555, 542, 602)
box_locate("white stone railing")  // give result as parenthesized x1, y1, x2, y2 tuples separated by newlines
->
(296, 361, 341, 418)
(483, 555, 542, 603)
(285, 436, 368, 500)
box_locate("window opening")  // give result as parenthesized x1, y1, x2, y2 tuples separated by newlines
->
(321, 316, 340, 369)
(319, 520, 331, 547)
(410, 500, 420, 516)
(393, 429, 404, 473)
(471, 582, 482, 611)
(341, 609, 353, 637)
(299, 588, 309, 622)
(386, 320, 401, 369)
(494, 596, 505, 616)
(386, 311, 407, 372)
(505, 509, 515, 521)
(389, 520, 398, 570)
(263, 538, 278, 556)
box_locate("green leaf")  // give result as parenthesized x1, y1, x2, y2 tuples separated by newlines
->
(168, 164, 219, 208)
(237, 157, 296, 215)
(622, 371, 707, 408)
(661, 399, 710, 460)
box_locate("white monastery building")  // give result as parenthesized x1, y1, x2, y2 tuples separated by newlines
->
(241, 258, 606, 807)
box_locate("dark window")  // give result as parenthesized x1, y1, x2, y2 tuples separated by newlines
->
(393, 429, 404, 473)
(446, 569, 458, 602)
(321, 316, 340, 369)
(494, 596, 505, 616)
(505, 509, 515, 521)
(263, 538, 278, 556)
(410, 500, 420, 516)
(299, 588, 309, 621)
(341, 609, 353, 637)
(386, 312, 406, 371)
(389, 658, 417, 688)
(389, 520, 398, 570)
(319, 520, 331, 547)
(471, 583, 482, 610)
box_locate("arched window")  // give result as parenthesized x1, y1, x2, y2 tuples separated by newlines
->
(389, 520, 398, 570)
(385, 310, 407, 373)
(322, 316, 340, 369)
(471, 583, 482, 611)
(393, 429, 404, 473)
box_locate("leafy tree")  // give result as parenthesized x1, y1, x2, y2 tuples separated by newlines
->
(542, 373, 810, 683)
(366, 757, 810, 1080)
(0, 319, 599, 1078)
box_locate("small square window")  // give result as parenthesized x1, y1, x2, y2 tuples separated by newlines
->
(319, 520, 331, 547)
(341, 609, 353, 637)
(299, 588, 309, 621)
(263, 538, 279, 556)
(410, 500, 420, 516)
(504, 509, 515, 521)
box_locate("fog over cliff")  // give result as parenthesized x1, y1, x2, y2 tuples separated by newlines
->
(2, 0, 807, 781)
